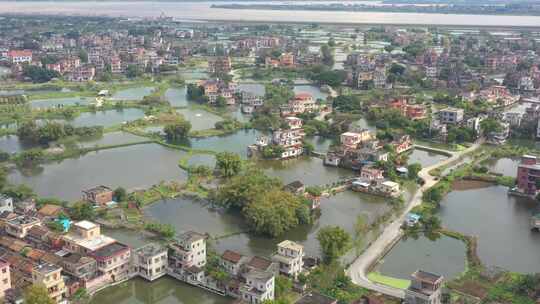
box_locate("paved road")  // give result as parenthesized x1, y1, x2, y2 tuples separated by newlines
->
(345, 141, 483, 299)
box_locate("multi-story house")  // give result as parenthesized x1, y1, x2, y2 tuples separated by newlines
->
(220, 250, 248, 276)
(240, 270, 275, 304)
(134, 243, 168, 281)
(57, 252, 97, 280)
(31, 264, 67, 303)
(404, 270, 444, 304)
(200, 79, 236, 105)
(169, 231, 207, 270)
(208, 56, 232, 75)
(282, 93, 318, 115)
(373, 66, 387, 89)
(67, 66, 96, 82)
(438, 107, 464, 124)
(271, 128, 305, 159)
(279, 52, 294, 67)
(0, 259, 11, 299)
(7, 50, 32, 64)
(90, 242, 131, 282)
(62, 220, 116, 255)
(82, 185, 114, 206)
(340, 131, 374, 150)
(0, 195, 13, 214)
(5, 215, 41, 238)
(271, 240, 304, 279)
(516, 155, 540, 196)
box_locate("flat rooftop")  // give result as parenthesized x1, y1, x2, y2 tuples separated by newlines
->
(135, 243, 166, 257)
(63, 233, 115, 252)
(92, 242, 129, 258)
(74, 220, 97, 230)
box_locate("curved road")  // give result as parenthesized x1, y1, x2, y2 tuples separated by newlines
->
(346, 141, 483, 299)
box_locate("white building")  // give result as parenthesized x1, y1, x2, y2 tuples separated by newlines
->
(0, 195, 13, 214)
(438, 107, 464, 124)
(405, 270, 444, 304)
(134, 243, 168, 281)
(241, 270, 275, 304)
(272, 240, 304, 279)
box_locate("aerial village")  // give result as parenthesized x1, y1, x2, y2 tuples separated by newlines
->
(0, 12, 540, 304)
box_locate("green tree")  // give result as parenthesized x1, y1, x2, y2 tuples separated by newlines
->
(113, 187, 127, 202)
(69, 202, 96, 220)
(125, 64, 142, 78)
(22, 65, 60, 83)
(215, 96, 228, 107)
(78, 49, 88, 63)
(24, 284, 55, 304)
(407, 163, 422, 179)
(215, 152, 242, 178)
(164, 121, 192, 141)
(480, 118, 502, 134)
(317, 226, 351, 263)
(243, 189, 303, 237)
(215, 167, 281, 209)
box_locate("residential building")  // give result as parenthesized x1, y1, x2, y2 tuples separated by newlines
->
(31, 264, 67, 303)
(82, 186, 114, 207)
(169, 231, 207, 270)
(241, 269, 275, 304)
(62, 221, 115, 255)
(0, 259, 10, 299)
(373, 66, 387, 89)
(340, 131, 374, 149)
(0, 195, 13, 214)
(7, 50, 32, 64)
(134, 243, 168, 281)
(56, 252, 97, 280)
(208, 56, 232, 75)
(487, 121, 510, 145)
(279, 52, 295, 67)
(220, 250, 247, 276)
(360, 166, 384, 181)
(5, 216, 41, 238)
(516, 155, 540, 196)
(272, 240, 304, 279)
(90, 242, 131, 282)
(504, 112, 522, 127)
(200, 79, 236, 105)
(281, 93, 318, 116)
(438, 107, 464, 124)
(404, 270, 444, 304)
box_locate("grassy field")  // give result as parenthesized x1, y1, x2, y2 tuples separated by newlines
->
(367, 272, 411, 290)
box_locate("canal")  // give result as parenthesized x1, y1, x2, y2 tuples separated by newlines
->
(440, 184, 540, 273)
(8, 143, 188, 201)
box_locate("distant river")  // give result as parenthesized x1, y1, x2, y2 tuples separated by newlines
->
(1, 1, 540, 27)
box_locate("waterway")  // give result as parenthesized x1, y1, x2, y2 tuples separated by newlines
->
(29, 96, 92, 109)
(485, 157, 519, 177)
(183, 129, 261, 157)
(77, 131, 148, 148)
(5, 1, 540, 27)
(165, 87, 189, 107)
(8, 143, 188, 201)
(89, 277, 231, 304)
(111, 87, 155, 100)
(0, 134, 37, 154)
(407, 149, 449, 168)
(440, 185, 540, 273)
(376, 235, 466, 280)
(176, 108, 223, 131)
(146, 190, 390, 258)
(259, 156, 351, 186)
(64, 108, 146, 128)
